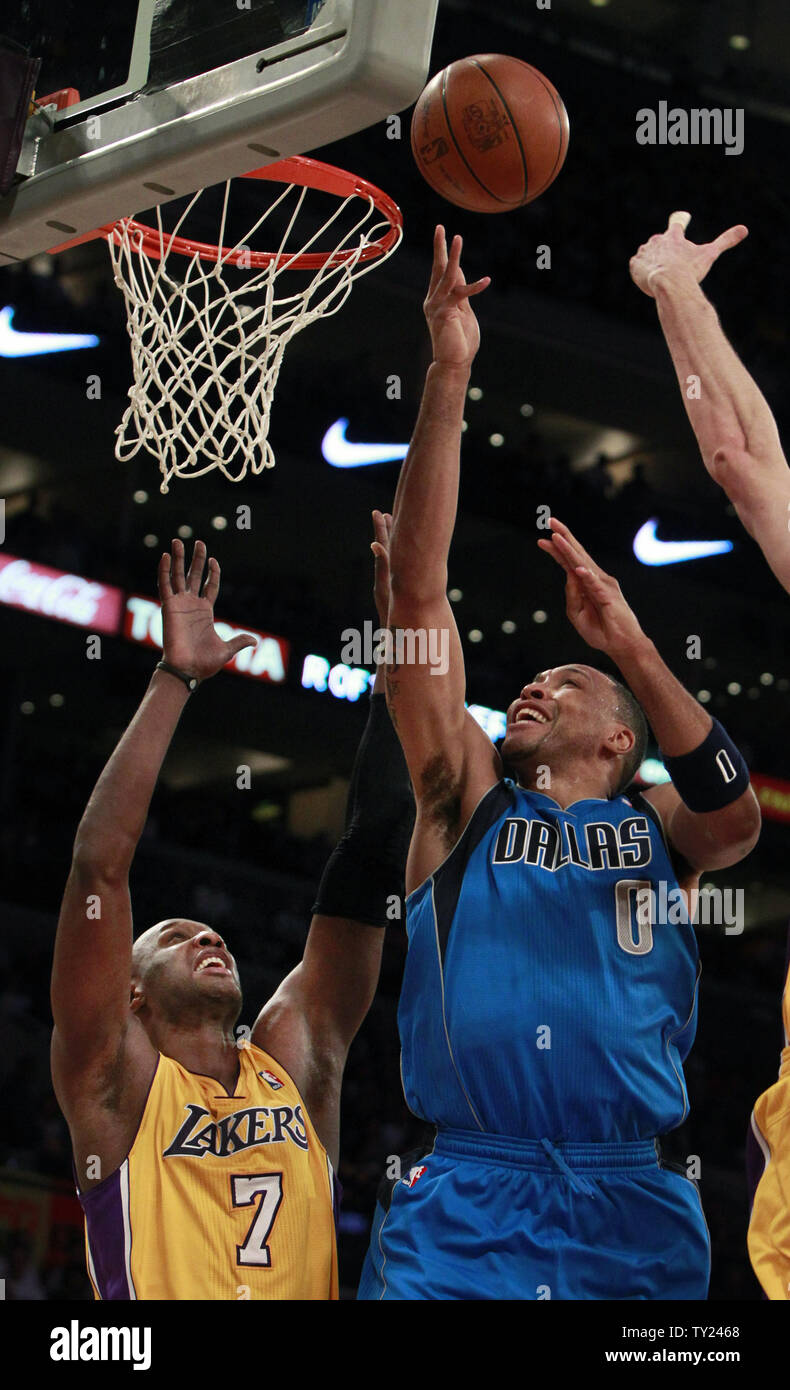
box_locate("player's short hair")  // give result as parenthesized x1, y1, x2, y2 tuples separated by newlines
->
(131, 930, 155, 976)
(607, 677, 648, 795)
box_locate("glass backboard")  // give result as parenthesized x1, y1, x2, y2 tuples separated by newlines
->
(0, 0, 438, 264)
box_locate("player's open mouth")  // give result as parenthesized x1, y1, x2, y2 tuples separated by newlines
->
(511, 707, 551, 727)
(195, 956, 230, 974)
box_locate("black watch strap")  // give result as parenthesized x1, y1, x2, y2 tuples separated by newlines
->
(156, 660, 199, 693)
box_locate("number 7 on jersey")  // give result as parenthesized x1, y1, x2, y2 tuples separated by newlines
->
(232, 1172, 284, 1267)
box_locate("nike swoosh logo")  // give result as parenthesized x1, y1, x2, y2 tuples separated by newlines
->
(633, 518, 733, 566)
(0, 304, 99, 358)
(322, 419, 409, 468)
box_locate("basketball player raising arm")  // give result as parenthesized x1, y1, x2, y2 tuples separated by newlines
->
(386, 226, 759, 900)
(535, 515, 761, 875)
(51, 532, 413, 1300)
(359, 226, 760, 1302)
(630, 211, 790, 594)
(632, 217, 790, 1301)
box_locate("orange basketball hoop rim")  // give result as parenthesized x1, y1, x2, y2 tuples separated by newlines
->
(95, 153, 404, 492)
(105, 156, 403, 269)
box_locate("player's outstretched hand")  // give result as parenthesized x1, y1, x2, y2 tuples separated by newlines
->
(158, 539, 256, 682)
(371, 510, 393, 627)
(424, 225, 490, 368)
(538, 519, 646, 659)
(629, 211, 748, 298)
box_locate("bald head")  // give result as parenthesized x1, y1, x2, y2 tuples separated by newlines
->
(131, 919, 189, 978)
(128, 918, 243, 1046)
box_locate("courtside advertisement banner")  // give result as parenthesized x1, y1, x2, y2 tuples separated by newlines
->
(0, 554, 124, 633)
(124, 594, 290, 683)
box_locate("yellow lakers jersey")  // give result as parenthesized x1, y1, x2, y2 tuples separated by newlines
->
(748, 955, 790, 1300)
(76, 1041, 338, 1300)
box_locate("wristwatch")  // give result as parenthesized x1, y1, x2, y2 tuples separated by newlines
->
(156, 660, 199, 693)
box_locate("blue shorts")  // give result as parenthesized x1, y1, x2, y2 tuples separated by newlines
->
(357, 1129, 710, 1300)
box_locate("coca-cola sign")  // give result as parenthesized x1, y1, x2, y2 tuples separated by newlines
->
(125, 595, 289, 683)
(0, 555, 123, 633)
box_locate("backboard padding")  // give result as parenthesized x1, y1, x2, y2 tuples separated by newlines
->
(0, 0, 438, 265)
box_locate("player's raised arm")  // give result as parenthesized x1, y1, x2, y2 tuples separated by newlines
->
(630, 212, 790, 594)
(540, 518, 761, 873)
(386, 228, 499, 883)
(51, 542, 255, 1108)
(252, 515, 414, 1168)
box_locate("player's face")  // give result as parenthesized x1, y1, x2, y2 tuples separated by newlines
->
(501, 664, 617, 763)
(133, 920, 242, 1009)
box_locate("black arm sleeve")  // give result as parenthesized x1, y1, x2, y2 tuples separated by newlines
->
(311, 693, 415, 927)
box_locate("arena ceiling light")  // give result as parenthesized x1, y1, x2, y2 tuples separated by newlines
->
(0, 305, 99, 357)
(637, 757, 670, 785)
(322, 419, 409, 469)
(633, 519, 733, 566)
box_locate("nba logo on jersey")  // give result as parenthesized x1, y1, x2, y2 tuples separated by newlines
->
(259, 1069, 284, 1090)
(403, 1165, 427, 1189)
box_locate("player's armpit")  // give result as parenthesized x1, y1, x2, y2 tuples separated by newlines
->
(384, 591, 501, 818)
(642, 780, 761, 873)
(51, 1012, 157, 1122)
(50, 858, 159, 1145)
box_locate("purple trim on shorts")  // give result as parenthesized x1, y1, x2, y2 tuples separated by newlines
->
(80, 1163, 133, 1299)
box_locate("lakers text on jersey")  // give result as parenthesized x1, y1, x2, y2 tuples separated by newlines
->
(76, 1040, 338, 1300)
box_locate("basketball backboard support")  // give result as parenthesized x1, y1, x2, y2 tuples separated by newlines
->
(0, 0, 438, 266)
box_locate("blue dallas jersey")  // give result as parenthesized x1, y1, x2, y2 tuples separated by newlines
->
(399, 779, 700, 1143)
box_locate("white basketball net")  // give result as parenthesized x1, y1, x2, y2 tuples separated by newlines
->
(108, 175, 402, 493)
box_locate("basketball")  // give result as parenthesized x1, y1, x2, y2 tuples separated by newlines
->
(410, 54, 570, 213)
